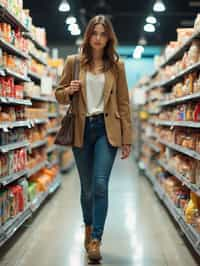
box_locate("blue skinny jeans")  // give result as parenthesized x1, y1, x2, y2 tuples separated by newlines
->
(72, 114, 117, 240)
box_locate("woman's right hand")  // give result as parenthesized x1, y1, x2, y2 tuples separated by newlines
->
(65, 80, 81, 95)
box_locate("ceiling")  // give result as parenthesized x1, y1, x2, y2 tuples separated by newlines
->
(24, 0, 199, 47)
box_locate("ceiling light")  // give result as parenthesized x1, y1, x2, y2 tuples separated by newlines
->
(153, 0, 166, 12)
(58, 0, 70, 12)
(146, 15, 157, 24)
(71, 29, 81, 36)
(68, 23, 79, 32)
(144, 23, 156, 32)
(66, 16, 76, 25)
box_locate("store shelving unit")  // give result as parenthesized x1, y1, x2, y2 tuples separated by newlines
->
(157, 160, 200, 196)
(132, 18, 200, 257)
(0, 1, 70, 249)
(0, 37, 29, 59)
(0, 140, 29, 153)
(0, 172, 61, 247)
(47, 127, 59, 135)
(29, 140, 47, 150)
(150, 119, 200, 128)
(23, 32, 49, 53)
(5, 68, 30, 82)
(0, 4, 29, 32)
(157, 138, 200, 160)
(0, 170, 28, 186)
(29, 51, 47, 66)
(28, 71, 42, 83)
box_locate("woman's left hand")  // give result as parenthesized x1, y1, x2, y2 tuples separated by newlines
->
(121, 144, 132, 160)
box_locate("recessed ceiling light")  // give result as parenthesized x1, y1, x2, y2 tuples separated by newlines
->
(58, 0, 70, 12)
(153, 0, 166, 12)
(144, 23, 156, 32)
(146, 15, 157, 24)
(68, 23, 79, 32)
(66, 16, 76, 25)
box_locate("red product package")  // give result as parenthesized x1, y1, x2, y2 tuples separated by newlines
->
(1, 78, 7, 97)
(16, 185, 24, 212)
(15, 85, 23, 99)
(194, 103, 200, 122)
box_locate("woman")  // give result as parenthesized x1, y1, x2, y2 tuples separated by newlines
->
(55, 15, 132, 262)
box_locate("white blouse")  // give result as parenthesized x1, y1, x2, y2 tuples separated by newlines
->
(86, 72, 105, 116)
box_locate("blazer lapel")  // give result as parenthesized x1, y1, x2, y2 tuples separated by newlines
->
(79, 68, 87, 107)
(104, 70, 114, 106)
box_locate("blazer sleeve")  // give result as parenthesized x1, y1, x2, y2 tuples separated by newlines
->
(55, 55, 73, 105)
(116, 61, 132, 145)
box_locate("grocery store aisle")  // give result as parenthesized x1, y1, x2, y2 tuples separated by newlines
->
(0, 152, 198, 266)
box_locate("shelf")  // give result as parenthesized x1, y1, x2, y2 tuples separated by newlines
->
(48, 174, 62, 194)
(159, 62, 200, 88)
(160, 31, 200, 68)
(47, 127, 59, 135)
(144, 167, 156, 185)
(48, 113, 58, 118)
(157, 160, 200, 196)
(0, 174, 61, 247)
(160, 93, 200, 107)
(0, 140, 29, 153)
(32, 118, 48, 125)
(23, 32, 49, 53)
(0, 38, 29, 59)
(28, 71, 42, 83)
(30, 96, 57, 103)
(158, 138, 200, 160)
(0, 68, 5, 76)
(47, 145, 57, 154)
(47, 159, 59, 168)
(0, 97, 32, 106)
(154, 181, 200, 256)
(148, 109, 161, 115)
(0, 205, 32, 247)
(29, 52, 47, 66)
(29, 140, 47, 150)
(0, 169, 27, 186)
(5, 68, 30, 82)
(0, 121, 31, 130)
(30, 191, 49, 213)
(0, 4, 29, 32)
(150, 119, 200, 128)
(142, 138, 160, 153)
(28, 161, 47, 177)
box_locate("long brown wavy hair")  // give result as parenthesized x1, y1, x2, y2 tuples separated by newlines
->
(80, 15, 119, 73)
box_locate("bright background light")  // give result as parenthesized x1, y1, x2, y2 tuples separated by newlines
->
(58, 0, 70, 12)
(144, 23, 156, 32)
(153, 0, 166, 12)
(146, 16, 157, 24)
(66, 16, 76, 25)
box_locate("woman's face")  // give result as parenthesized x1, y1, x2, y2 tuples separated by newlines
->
(89, 24, 109, 51)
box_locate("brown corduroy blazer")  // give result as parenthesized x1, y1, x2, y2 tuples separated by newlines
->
(55, 54, 132, 148)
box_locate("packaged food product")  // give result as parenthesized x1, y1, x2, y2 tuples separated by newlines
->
(193, 103, 200, 121)
(194, 14, 200, 32)
(185, 192, 199, 224)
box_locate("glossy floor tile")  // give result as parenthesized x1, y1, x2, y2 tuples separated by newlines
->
(0, 152, 199, 266)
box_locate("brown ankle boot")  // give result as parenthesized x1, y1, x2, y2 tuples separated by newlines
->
(84, 226, 92, 252)
(88, 239, 102, 261)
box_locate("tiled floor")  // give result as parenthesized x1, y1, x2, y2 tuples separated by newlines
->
(0, 152, 199, 266)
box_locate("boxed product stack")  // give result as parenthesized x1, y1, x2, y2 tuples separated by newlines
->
(132, 13, 200, 257)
